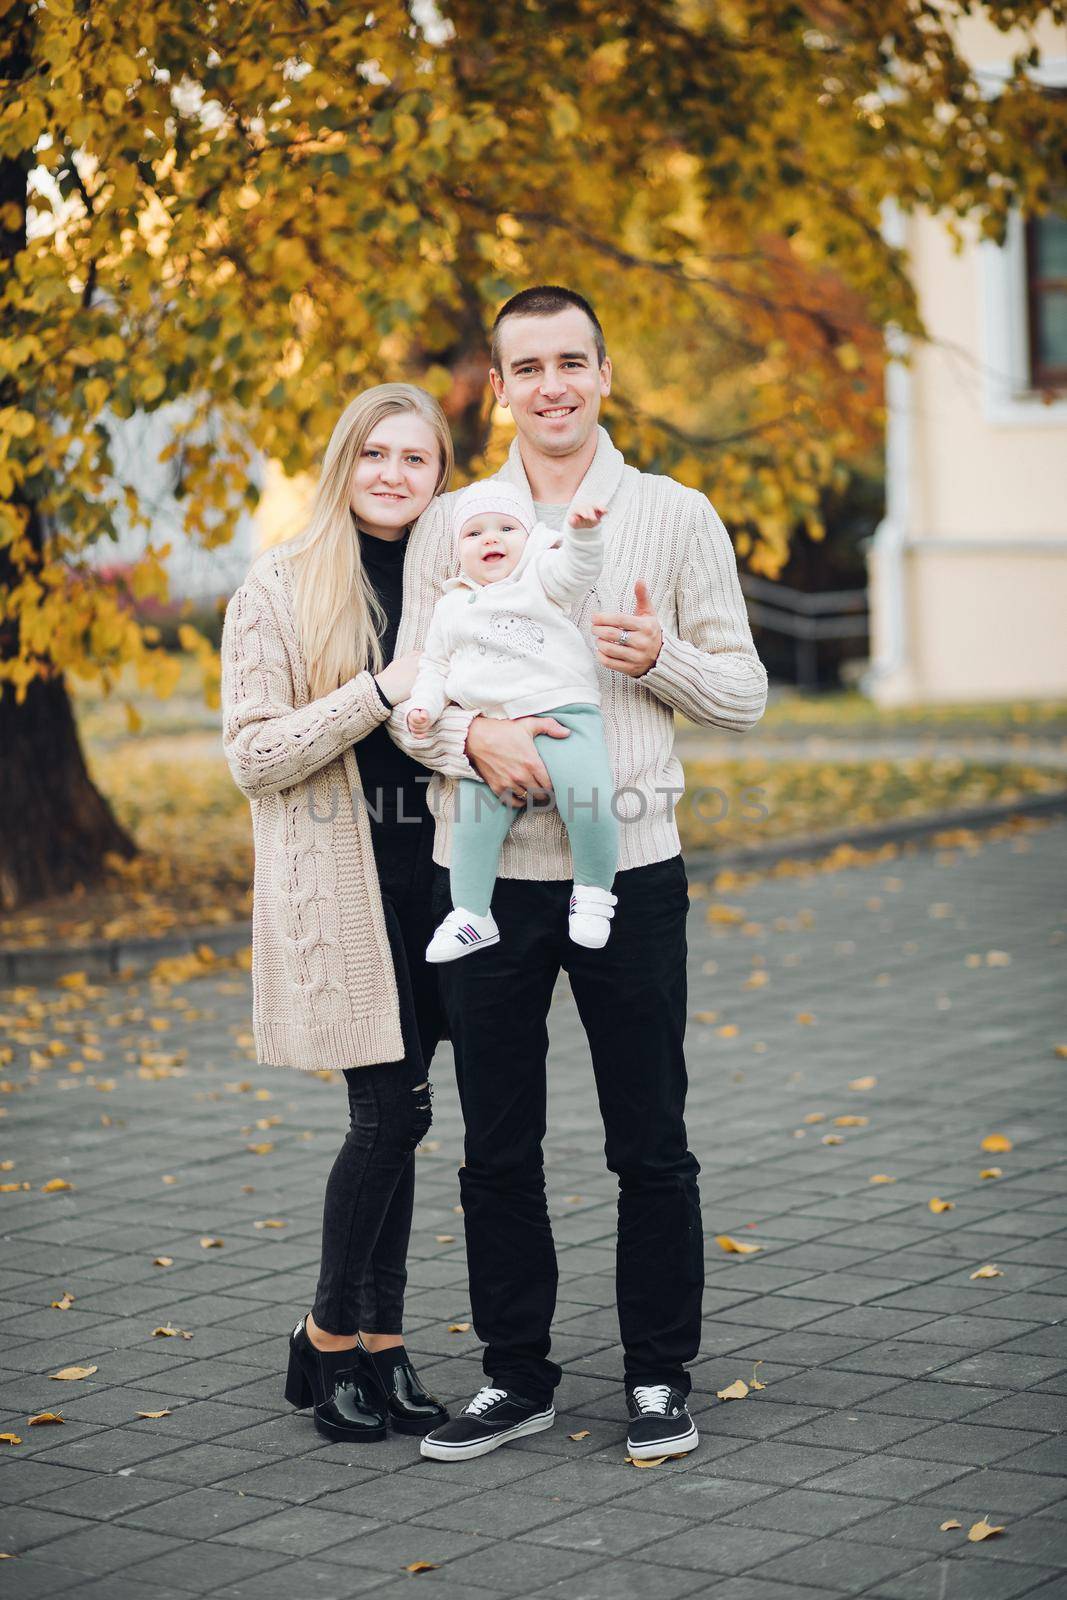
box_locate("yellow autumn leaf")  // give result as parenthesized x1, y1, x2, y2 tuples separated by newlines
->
(51, 1291, 74, 1309)
(821, 1134, 843, 1145)
(717, 1378, 750, 1400)
(980, 1134, 1013, 1153)
(253, 1219, 286, 1230)
(199, 1237, 224, 1249)
(795, 1012, 815, 1025)
(869, 1174, 896, 1183)
(803, 1113, 826, 1124)
(40, 1177, 73, 1192)
(980, 1168, 1003, 1180)
(27, 1412, 64, 1425)
(50, 1365, 97, 1380)
(626, 1454, 669, 1467)
(0, 1433, 22, 1445)
(968, 1517, 1005, 1542)
(135, 1410, 171, 1419)
(693, 1010, 719, 1023)
(447, 1322, 470, 1333)
(405, 1562, 440, 1573)
(569, 1430, 590, 1440)
(435, 1235, 455, 1244)
(928, 1197, 955, 1213)
(833, 1115, 868, 1127)
(153, 1256, 173, 1266)
(849, 1076, 877, 1090)
(715, 1234, 762, 1254)
(970, 1264, 1002, 1279)
(717, 1024, 739, 1038)
(246, 1143, 274, 1155)
(1054, 1045, 1067, 1059)
(940, 1519, 962, 1531)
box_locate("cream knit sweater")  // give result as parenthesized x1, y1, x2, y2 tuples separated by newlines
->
(389, 425, 769, 876)
(220, 548, 405, 1072)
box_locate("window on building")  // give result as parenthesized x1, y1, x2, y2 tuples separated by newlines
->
(1025, 192, 1067, 393)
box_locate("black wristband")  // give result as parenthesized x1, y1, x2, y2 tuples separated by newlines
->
(372, 677, 392, 710)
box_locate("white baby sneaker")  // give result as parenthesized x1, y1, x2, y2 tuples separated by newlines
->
(568, 885, 618, 949)
(426, 907, 500, 963)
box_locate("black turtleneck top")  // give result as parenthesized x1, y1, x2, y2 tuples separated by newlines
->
(356, 526, 431, 827)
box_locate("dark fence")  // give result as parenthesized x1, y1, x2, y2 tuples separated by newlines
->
(739, 575, 869, 690)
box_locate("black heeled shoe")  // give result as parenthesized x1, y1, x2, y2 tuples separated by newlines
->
(356, 1336, 450, 1436)
(284, 1315, 387, 1444)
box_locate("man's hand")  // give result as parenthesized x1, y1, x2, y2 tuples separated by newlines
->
(465, 714, 570, 807)
(591, 580, 663, 677)
(406, 707, 433, 736)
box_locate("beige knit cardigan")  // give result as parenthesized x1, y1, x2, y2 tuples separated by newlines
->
(388, 424, 769, 877)
(220, 547, 405, 1072)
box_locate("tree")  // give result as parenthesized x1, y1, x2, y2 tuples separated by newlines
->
(2, 0, 1064, 907)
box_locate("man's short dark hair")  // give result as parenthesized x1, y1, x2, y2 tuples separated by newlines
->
(490, 286, 607, 374)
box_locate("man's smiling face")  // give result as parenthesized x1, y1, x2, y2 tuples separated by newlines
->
(490, 306, 611, 459)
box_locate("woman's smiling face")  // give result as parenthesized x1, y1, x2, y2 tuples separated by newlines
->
(458, 512, 529, 584)
(349, 412, 441, 537)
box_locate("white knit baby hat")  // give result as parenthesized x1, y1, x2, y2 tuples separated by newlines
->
(453, 480, 534, 541)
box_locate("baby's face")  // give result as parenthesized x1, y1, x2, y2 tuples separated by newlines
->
(458, 512, 528, 585)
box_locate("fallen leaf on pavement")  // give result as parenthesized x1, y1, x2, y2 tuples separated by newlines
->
(27, 1412, 64, 1425)
(625, 1454, 669, 1467)
(869, 1174, 896, 1183)
(435, 1235, 455, 1244)
(0, 1434, 21, 1444)
(50, 1366, 97, 1380)
(405, 1561, 440, 1573)
(979, 1168, 1003, 1180)
(153, 1257, 173, 1266)
(199, 1237, 223, 1249)
(980, 1134, 1013, 1153)
(447, 1322, 470, 1333)
(135, 1410, 171, 1419)
(968, 1517, 1005, 1542)
(40, 1177, 73, 1192)
(940, 1520, 962, 1531)
(715, 1235, 761, 1254)
(970, 1264, 1003, 1279)
(929, 1197, 954, 1213)
(834, 1115, 868, 1127)
(568, 1431, 590, 1441)
(717, 1379, 749, 1400)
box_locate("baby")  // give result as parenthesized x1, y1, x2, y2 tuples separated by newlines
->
(405, 480, 618, 962)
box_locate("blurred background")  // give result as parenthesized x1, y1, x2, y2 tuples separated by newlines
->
(1, 0, 1065, 957)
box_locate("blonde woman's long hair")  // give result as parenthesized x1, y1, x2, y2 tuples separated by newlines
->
(290, 384, 453, 700)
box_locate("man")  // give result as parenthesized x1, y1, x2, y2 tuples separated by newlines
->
(388, 286, 768, 1461)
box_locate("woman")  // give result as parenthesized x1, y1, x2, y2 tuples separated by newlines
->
(220, 383, 453, 1444)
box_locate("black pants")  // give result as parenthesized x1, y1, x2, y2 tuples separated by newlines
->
(311, 816, 442, 1335)
(433, 852, 703, 1405)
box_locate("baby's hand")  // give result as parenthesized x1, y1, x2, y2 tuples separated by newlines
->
(568, 501, 606, 531)
(406, 707, 433, 735)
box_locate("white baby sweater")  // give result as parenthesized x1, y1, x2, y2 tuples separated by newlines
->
(409, 514, 603, 722)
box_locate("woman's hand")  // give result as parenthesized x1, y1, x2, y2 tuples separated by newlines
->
(465, 714, 570, 807)
(374, 650, 422, 707)
(406, 706, 433, 736)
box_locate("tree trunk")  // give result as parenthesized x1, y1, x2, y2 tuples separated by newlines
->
(0, 674, 137, 912)
(0, 41, 138, 913)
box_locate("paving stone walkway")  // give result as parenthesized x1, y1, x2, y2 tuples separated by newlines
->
(2, 818, 1065, 1599)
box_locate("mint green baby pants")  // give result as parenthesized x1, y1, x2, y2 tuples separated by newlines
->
(449, 703, 618, 918)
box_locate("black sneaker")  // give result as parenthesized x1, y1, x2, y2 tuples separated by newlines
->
(625, 1383, 699, 1459)
(419, 1385, 555, 1461)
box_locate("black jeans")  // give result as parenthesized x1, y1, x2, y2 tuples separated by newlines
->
(433, 853, 703, 1405)
(311, 815, 442, 1335)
